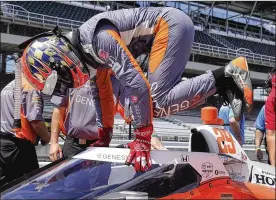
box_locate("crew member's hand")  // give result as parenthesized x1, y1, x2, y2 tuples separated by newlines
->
(151, 137, 168, 150)
(90, 128, 113, 147)
(255, 148, 263, 162)
(49, 142, 63, 161)
(125, 125, 153, 172)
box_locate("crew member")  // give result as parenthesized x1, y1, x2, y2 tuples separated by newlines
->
(0, 75, 50, 186)
(255, 71, 274, 164)
(219, 105, 245, 146)
(265, 73, 276, 166)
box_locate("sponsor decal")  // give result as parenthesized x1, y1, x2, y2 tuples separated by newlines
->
(1, 89, 13, 96)
(215, 170, 226, 175)
(180, 154, 189, 162)
(228, 172, 246, 181)
(218, 155, 232, 163)
(201, 162, 213, 178)
(98, 49, 109, 60)
(76, 95, 94, 106)
(136, 130, 151, 137)
(227, 165, 246, 181)
(130, 96, 139, 103)
(262, 170, 274, 177)
(221, 194, 233, 199)
(254, 174, 275, 186)
(154, 100, 190, 117)
(241, 152, 247, 161)
(96, 153, 127, 161)
(133, 104, 142, 125)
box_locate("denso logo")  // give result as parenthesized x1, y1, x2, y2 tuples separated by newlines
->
(254, 174, 275, 186)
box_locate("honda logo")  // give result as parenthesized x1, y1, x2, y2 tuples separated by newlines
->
(181, 154, 189, 162)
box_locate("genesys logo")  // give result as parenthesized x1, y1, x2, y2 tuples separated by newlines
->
(254, 174, 275, 186)
(96, 153, 127, 161)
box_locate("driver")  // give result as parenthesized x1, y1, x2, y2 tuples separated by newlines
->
(18, 7, 253, 172)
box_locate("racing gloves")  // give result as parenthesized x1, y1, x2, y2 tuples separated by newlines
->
(125, 124, 153, 172)
(90, 127, 113, 147)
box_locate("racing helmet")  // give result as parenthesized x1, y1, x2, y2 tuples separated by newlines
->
(19, 27, 90, 96)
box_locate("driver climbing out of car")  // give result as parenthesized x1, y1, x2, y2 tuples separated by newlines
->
(49, 75, 167, 161)
(18, 7, 253, 172)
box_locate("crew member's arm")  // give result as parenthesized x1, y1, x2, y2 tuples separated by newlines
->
(229, 109, 242, 146)
(26, 91, 50, 143)
(254, 106, 265, 162)
(31, 121, 50, 143)
(255, 129, 264, 161)
(49, 96, 67, 161)
(151, 135, 168, 150)
(266, 130, 275, 166)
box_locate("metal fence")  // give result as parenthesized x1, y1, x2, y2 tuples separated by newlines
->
(192, 42, 275, 66)
(1, 3, 83, 29)
(1, 3, 275, 67)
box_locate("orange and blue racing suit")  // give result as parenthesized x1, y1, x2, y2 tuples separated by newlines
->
(79, 7, 216, 125)
(78, 7, 217, 171)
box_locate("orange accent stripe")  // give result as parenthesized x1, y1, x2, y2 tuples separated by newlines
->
(231, 57, 248, 71)
(115, 100, 132, 124)
(149, 17, 169, 74)
(106, 30, 153, 122)
(96, 68, 114, 128)
(15, 108, 37, 143)
(244, 85, 253, 106)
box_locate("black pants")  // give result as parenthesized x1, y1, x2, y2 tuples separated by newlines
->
(62, 135, 97, 158)
(0, 135, 39, 187)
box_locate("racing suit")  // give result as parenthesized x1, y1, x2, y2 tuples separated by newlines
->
(0, 80, 44, 185)
(79, 7, 216, 171)
(80, 7, 216, 122)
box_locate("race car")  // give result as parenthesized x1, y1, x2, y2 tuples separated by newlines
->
(188, 107, 276, 190)
(1, 107, 275, 199)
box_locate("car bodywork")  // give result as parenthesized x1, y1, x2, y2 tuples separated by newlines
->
(1, 125, 275, 199)
(1, 147, 275, 199)
(189, 125, 275, 189)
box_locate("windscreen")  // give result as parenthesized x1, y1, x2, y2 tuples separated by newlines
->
(2, 159, 201, 199)
(1, 158, 159, 199)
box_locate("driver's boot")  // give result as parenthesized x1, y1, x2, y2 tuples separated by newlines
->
(212, 57, 253, 120)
